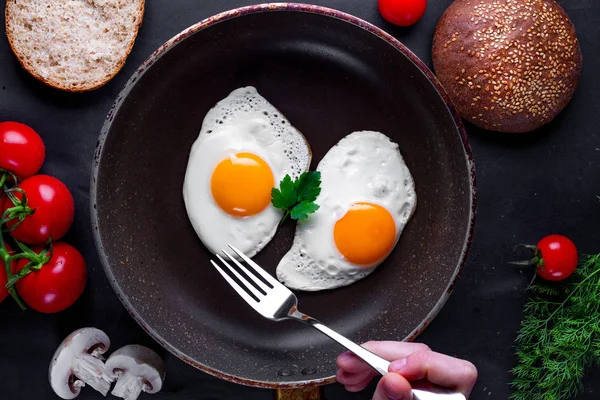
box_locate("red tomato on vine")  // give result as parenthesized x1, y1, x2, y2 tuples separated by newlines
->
(3, 175, 74, 245)
(15, 242, 86, 313)
(0, 121, 45, 179)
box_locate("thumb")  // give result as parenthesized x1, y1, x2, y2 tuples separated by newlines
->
(373, 373, 412, 400)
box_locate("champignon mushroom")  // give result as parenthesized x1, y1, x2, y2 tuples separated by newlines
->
(105, 345, 166, 400)
(49, 327, 114, 399)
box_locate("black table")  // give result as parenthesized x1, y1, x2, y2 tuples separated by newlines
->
(1, 1, 599, 399)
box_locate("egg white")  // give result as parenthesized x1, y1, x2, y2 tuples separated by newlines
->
(183, 87, 311, 257)
(276, 131, 417, 291)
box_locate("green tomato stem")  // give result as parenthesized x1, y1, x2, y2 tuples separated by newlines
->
(0, 183, 27, 310)
(4, 256, 48, 288)
(5, 261, 36, 288)
(1, 205, 34, 227)
(9, 253, 38, 263)
(509, 260, 537, 266)
(1, 186, 34, 232)
(510, 245, 544, 268)
(0, 240, 26, 311)
(3, 244, 51, 288)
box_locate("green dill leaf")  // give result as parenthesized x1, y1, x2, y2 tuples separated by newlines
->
(511, 254, 600, 400)
(290, 201, 320, 221)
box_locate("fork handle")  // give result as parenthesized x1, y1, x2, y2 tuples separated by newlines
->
(290, 311, 466, 400)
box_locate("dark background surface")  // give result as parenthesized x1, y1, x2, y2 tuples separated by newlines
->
(0, 1, 598, 399)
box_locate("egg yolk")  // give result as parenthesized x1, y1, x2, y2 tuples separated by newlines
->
(211, 152, 275, 217)
(333, 202, 396, 266)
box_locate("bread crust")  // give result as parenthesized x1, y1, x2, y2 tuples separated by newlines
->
(5, 0, 145, 92)
(432, 0, 582, 133)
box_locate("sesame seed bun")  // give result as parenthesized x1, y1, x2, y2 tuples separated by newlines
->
(432, 0, 582, 133)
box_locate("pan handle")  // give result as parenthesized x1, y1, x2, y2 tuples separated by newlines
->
(274, 387, 322, 400)
(274, 383, 465, 400)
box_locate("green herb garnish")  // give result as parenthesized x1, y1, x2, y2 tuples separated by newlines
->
(271, 171, 321, 223)
(511, 254, 600, 400)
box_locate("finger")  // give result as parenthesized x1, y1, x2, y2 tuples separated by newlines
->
(344, 380, 372, 393)
(362, 341, 432, 360)
(373, 373, 412, 400)
(335, 368, 374, 386)
(390, 351, 478, 396)
(336, 352, 373, 374)
(337, 342, 431, 374)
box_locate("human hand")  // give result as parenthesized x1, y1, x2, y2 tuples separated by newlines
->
(336, 341, 478, 400)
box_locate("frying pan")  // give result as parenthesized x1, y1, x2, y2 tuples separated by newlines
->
(91, 2, 476, 393)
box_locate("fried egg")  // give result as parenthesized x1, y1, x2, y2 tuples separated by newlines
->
(183, 87, 311, 257)
(276, 131, 416, 291)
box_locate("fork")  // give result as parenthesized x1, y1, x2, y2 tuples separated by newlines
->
(212, 245, 466, 400)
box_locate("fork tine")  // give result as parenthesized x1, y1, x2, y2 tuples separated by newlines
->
(221, 250, 271, 292)
(211, 260, 259, 305)
(228, 244, 280, 287)
(215, 254, 264, 299)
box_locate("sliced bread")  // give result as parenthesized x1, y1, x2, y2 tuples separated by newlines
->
(5, 0, 145, 92)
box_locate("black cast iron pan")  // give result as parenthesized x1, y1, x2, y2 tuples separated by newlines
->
(91, 3, 476, 390)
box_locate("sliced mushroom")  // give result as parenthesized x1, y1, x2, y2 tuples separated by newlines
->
(105, 345, 166, 400)
(49, 327, 114, 399)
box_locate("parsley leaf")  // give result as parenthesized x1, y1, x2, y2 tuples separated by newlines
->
(290, 201, 320, 220)
(271, 171, 321, 222)
(271, 175, 297, 210)
(295, 171, 321, 203)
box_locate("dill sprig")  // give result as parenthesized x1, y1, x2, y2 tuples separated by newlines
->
(511, 254, 600, 400)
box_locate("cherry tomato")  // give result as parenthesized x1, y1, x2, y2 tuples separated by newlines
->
(4, 175, 74, 245)
(15, 242, 86, 313)
(536, 235, 578, 281)
(378, 0, 427, 27)
(0, 244, 15, 303)
(0, 122, 45, 179)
